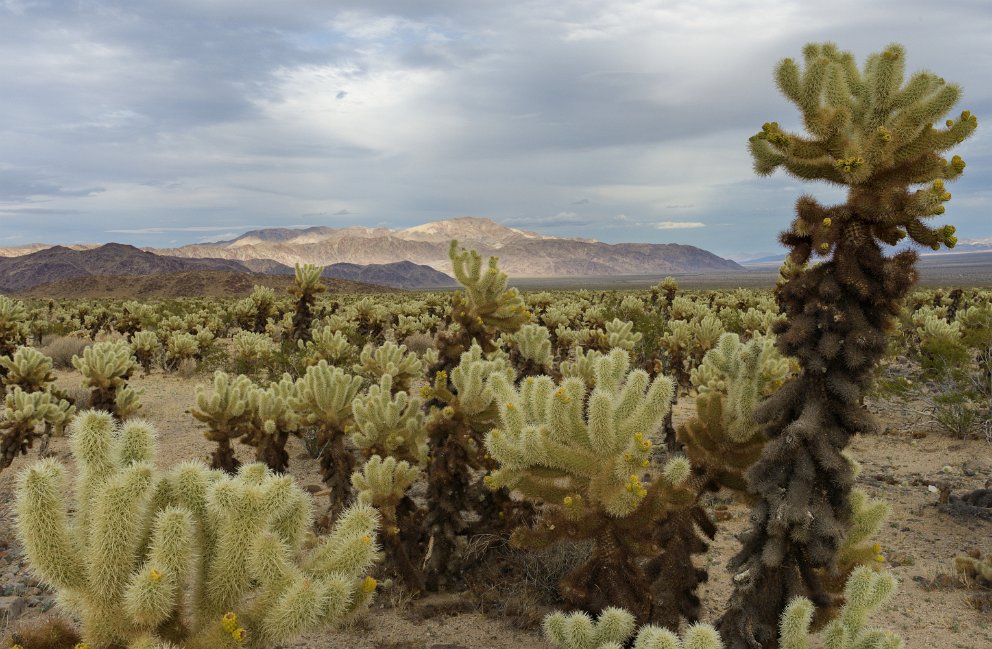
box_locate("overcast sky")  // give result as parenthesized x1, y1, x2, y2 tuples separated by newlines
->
(1, 0, 989, 260)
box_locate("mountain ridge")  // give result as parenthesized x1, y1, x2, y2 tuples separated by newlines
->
(153, 216, 742, 277)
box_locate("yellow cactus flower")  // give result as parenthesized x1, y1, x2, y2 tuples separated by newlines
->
(822, 217, 832, 227)
(361, 575, 378, 593)
(148, 568, 163, 582)
(221, 612, 238, 633)
(231, 627, 247, 643)
(563, 496, 574, 507)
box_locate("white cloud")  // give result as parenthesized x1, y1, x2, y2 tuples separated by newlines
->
(655, 221, 705, 229)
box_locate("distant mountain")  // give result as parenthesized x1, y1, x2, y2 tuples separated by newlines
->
(0, 243, 249, 294)
(14, 270, 385, 299)
(0, 242, 454, 296)
(323, 261, 455, 289)
(155, 216, 742, 276)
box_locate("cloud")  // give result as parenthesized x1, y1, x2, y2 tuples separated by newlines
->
(0, 1, 988, 255)
(105, 224, 315, 235)
(655, 221, 706, 230)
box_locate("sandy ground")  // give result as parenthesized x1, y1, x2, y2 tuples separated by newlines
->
(2, 368, 991, 649)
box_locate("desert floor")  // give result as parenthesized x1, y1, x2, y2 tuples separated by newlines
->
(2, 368, 990, 649)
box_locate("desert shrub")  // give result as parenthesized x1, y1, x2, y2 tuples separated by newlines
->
(38, 335, 91, 369)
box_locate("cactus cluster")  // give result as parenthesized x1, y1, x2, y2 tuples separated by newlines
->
(13, 411, 381, 649)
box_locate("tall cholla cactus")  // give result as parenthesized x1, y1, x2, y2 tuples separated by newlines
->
(192, 371, 254, 473)
(720, 43, 977, 648)
(1, 387, 75, 472)
(421, 343, 518, 588)
(290, 360, 363, 507)
(435, 240, 530, 370)
(352, 454, 425, 592)
(678, 333, 793, 492)
(72, 340, 142, 418)
(486, 349, 700, 622)
(288, 263, 326, 342)
(14, 411, 381, 649)
(1, 346, 56, 393)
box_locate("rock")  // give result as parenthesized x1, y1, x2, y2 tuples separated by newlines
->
(0, 595, 26, 622)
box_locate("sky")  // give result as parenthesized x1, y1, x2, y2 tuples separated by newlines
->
(0, 0, 989, 260)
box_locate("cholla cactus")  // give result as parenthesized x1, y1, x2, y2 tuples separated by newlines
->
(721, 43, 977, 647)
(298, 326, 357, 367)
(247, 285, 279, 334)
(1, 346, 56, 393)
(129, 330, 161, 374)
(779, 568, 902, 649)
(543, 568, 904, 649)
(507, 323, 554, 376)
(352, 454, 424, 591)
(435, 241, 530, 370)
(290, 361, 364, 507)
(1, 387, 75, 471)
(14, 412, 381, 649)
(288, 263, 326, 342)
(651, 276, 679, 313)
(351, 374, 426, 463)
(191, 371, 255, 472)
(954, 551, 992, 587)
(544, 607, 723, 649)
(486, 349, 700, 622)
(72, 340, 142, 417)
(247, 374, 300, 473)
(230, 331, 279, 375)
(165, 331, 200, 369)
(560, 347, 605, 388)
(589, 318, 643, 353)
(421, 343, 519, 588)
(353, 341, 423, 393)
(0, 295, 29, 365)
(679, 334, 794, 492)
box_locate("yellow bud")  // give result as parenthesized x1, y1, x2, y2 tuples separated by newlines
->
(563, 496, 574, 506)
(819, 243, 830, 252)
(872, 543, 881, 553)
(149, 568, 163, 582)
(623, 452, 633, 462)
(875, 554, 886, 563)
(231, 627, 247, 643)
(641, 459, 649, 467)
(946, 119, 954, 127)
(361, 534, 371, 545)
(505, 402, 515, 410)
(361, 575, 378, 593)
(420, 386, 433, 399)
(73, 645, 90, 649)
(822, 218, 832, 227)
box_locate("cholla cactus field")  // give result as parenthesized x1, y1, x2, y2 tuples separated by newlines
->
(0, 42, 989, 649)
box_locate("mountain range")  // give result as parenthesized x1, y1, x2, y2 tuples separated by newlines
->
(0, 243, 453, 294)
(150, 217, 742, 276)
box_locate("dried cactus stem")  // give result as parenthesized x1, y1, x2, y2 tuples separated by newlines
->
(319, 432, 355, 516)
